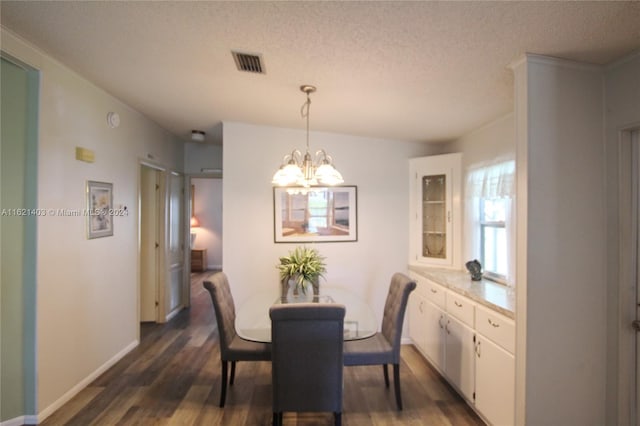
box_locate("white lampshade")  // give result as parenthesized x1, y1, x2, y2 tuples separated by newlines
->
(315, 163, 344, 185)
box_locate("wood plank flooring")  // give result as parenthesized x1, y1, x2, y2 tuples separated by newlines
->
(40, 272, 484, 426)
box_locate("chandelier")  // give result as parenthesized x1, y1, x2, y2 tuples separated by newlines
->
(272, 85, 344, 188)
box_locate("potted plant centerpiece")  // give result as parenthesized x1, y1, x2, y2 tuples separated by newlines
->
(277, 246, 326, 299)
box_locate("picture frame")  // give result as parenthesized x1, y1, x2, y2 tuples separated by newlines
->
(86, 180, 113, 239)
(274, 186, 357, 243)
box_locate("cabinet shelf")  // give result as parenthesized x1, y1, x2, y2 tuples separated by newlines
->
(423, 200, 445, 204)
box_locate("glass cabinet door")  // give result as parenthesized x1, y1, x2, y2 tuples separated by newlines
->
(422, 174, 446, 259)
(410, 153, 461, 268)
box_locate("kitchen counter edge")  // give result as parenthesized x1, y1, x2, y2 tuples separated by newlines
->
(408, 265, 515, 319)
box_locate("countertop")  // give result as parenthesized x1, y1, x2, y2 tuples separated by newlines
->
(408, 265, 516, 319)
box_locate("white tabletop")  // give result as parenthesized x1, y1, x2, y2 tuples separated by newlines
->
(235, 286, 378, 343)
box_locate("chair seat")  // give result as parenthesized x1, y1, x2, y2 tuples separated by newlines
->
(343, 332, 393, 366)
(227, 336, 271, 361)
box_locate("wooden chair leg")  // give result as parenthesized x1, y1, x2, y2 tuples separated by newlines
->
(220, 361, 228, 407)
(383, 364, 390, 388)
(393, 363, 402, 410)
(272, 412, 280, 426)
(230, 361, 237, 385)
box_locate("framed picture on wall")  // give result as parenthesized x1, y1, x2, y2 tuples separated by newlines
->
(273, 186, 357, 243)
(86, 180, 113, 239)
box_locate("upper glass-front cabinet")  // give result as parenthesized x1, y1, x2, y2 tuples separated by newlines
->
(410, 153, 462, 268)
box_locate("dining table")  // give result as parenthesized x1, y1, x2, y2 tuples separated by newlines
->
(235, 286, 378, 343)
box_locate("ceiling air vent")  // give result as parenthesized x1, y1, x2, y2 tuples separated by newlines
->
(232, 51, 265, 74)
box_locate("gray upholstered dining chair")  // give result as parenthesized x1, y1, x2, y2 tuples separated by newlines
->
(203, 272, 271, 407)
(270, 303, 346, 426)
(343, 272, 416, 410)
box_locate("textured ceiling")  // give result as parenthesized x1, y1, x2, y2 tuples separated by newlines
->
(1, 1, 639, 145)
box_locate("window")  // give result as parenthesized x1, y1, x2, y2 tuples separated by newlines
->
(466, 160, 515, 286)
(480, 198, 508, 281)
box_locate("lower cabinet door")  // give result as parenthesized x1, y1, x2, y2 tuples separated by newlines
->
(475, 334, 515, 426)
(424, 300, 446, 371)
(444, 314, 475, 401)
(409, 294, 427, 353)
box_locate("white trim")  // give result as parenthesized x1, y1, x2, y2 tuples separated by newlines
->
(522, 53, 603, 71)
(24, 415, 38, 425)
(165, 305, 182, 322)
(36, 340, 138, 424)
(618, 127, 640, 425)
(0, 415, 37, 426)
(0, 416, 27, 426)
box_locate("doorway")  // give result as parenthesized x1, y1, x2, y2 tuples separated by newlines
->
(1, 54, 39, 422)
(189, 176, 222, 294)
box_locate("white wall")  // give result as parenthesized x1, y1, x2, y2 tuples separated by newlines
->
(1, 28, 184, 420)
(184, 142, 222, 175)
(513, 54, 606, 425)
(442, 114, 516, 263)
(603, 51, 640, 425)
(445, 113, 515, 171)
(192, 177, 222, 269)
(222, 122, 433, 318)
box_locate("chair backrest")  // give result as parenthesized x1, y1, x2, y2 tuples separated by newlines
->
(270, 303, 346, 413)
(203, 272, 237, 359)
(380, 273, 417, 362)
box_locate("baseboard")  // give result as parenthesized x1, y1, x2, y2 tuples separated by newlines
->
(23, 415, 38, 425)
(36, 339, 139, 423)
(0, 416, 26, 426)
(1, 413, 39, 426)
(401, 337, 413, 345)
(165, 307, 181, 322)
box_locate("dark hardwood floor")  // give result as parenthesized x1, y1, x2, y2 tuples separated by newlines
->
(40, 271, 484, 425)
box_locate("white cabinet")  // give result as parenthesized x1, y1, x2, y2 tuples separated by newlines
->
(423, 299, 446, 371)
(409, 275, 447, 371)
(444, 289, 476, 402)
(409, 272, 516, 425)
(474, 304, 515, 426)
(475, 334, 515, 426)
(408, 293, 428, 356)
(445, 314, 476, 401)
(409, 153, 462, 268)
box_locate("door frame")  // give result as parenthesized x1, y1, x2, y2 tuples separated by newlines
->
(184, 170, 222, 306)
(617, 125, 640, 425)
(138, 160, 167, 324)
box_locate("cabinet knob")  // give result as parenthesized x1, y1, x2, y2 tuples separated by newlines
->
(454, 300, 463, 308)
(488, 318, 500, 328)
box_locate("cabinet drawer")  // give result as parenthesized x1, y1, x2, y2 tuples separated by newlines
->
(476, 304, 515, 354)
(424, 278, 446, 309)
(446, 291, 475, 327)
